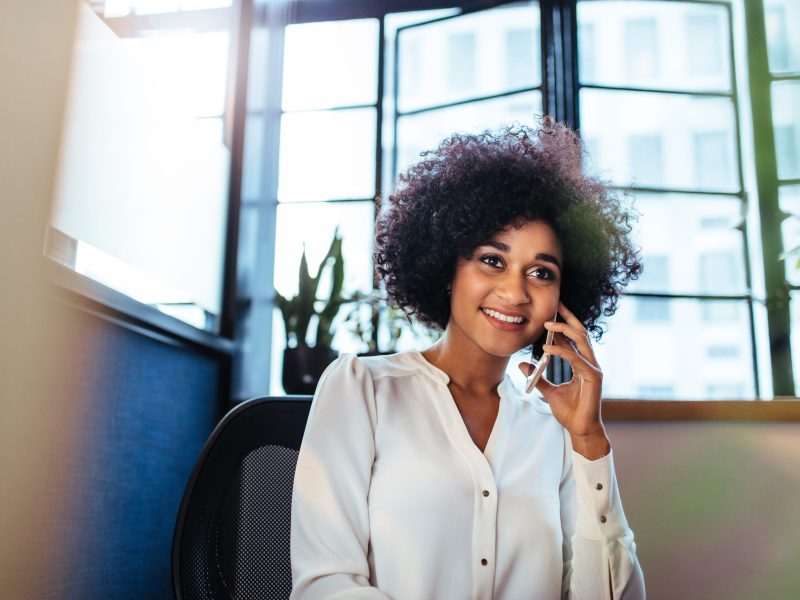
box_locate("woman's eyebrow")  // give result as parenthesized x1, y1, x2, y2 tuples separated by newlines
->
(534, 253, 562, 271)
(482, 240, 562, 270)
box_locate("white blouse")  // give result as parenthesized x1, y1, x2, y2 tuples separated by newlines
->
(290, 351, 645, 599)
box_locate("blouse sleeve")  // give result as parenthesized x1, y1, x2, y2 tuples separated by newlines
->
(559, 429, 646, 599)
(290, 353, 392, 600)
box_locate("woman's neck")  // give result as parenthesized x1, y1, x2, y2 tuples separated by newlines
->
(422, 326, 509, 396)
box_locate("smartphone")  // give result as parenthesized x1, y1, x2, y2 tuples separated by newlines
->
(525, 306, 560, 394)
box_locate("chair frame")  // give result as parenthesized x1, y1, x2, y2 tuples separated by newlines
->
(171, 395, 312, 600)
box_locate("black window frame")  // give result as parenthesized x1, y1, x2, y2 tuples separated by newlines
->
(52, 0, 800, 419)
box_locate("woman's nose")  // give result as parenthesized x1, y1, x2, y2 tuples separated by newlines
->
(495, 274, 530, 305)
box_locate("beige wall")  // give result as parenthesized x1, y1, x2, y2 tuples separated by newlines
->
(608, 421, 800, 599)
(0, 1, 81, 597)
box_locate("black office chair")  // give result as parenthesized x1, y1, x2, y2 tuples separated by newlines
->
(172, 396, 313, 600)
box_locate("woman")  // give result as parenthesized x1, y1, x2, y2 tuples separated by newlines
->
(290, 118, 646, 599)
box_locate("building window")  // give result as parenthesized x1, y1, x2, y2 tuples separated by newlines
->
(699, 252, 741, 294)
(694, 131, 733, 190)
(447, 32, 476, 92)
(505, 27, 538, 88)
(578, 22, 596, 82)
(623, 18, 658, 80)
(637, 384, 674, 400)
(707, 345, 740, 359)
(686, 14, 723, 76)
(764, 4, 790, 72)
(627, 134, 663, 187)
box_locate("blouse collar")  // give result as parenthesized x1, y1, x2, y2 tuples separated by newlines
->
(405, 350, 514, 398)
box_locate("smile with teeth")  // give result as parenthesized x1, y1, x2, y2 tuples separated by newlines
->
(480, 308, 527, 324)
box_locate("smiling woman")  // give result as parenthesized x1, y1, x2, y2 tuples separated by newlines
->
(450, 220, 562, 357)
(290, 119, 646, 599)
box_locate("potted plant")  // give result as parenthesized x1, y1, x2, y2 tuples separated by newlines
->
(275, 229, 346, 394)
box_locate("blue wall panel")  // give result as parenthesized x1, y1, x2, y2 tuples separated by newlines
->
(51, 306, 225, 599)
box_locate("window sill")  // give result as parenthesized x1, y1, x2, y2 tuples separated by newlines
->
(603, 399, 800, 421)
(46, 258, 235, 356)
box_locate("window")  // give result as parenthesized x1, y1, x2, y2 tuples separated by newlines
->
(636, 255, 670, 290)
(231, 0, 798, 403)
(637, 384, 673, 400)
(774, 123, 799, 181)
(764, 0, 799, 74)
(505, 28, 539, 88)
(633, 255, 669, 322)
(686, 14, 723, 76)
(699, 252, 741, 294)
(271, 18, 380, 392)
(393, 4, 541, 177)
(706, 383, 745, 399)
(623, 18, 658, 80)
(694, 132, 733, 190)
(578, 23, 596, 82)
(627, 134, 663, 186)
(762, 0, 800, 394)
(48, 0, 236, 332)
(447, 33, 476, 92)
(707, 346, 740, 359)
(579, 0, 756, 400)
(635, 298, 670, 322)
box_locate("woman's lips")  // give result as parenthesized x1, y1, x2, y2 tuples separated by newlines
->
(480, 309, 527, 332)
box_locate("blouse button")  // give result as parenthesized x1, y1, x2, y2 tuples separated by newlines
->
(481, 558, 488, 566)
(596, 483, 603, 490)
(600, 515, 607, 523)
(482, 490, 490, 497)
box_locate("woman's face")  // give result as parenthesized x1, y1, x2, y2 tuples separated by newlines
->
(447, 219, 562, 359)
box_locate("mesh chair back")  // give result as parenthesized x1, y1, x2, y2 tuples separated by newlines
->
(172, 397, 312, 600)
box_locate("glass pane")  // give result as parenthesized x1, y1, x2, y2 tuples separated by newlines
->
(273, 201, 376, 301)
(779, 185, 800, 285)
(49, 4, 232, 326)
(272, 202, 377, 370)
(581, 89, 739, 192)
(764, 0, 800, 73)
(395, 90, 542, 178)
(383, 9, 461, 195)
(772, 81, 800, 180)
(241, 114, 263, 200)
(595, 297, 755, 399)
(124, 30, 231, 117)
(278, 108, 376, 202)
(397, 2, 540, 113)
(282, 19, 379, 111)
(247, 25, 267, 112)
(627, 193, 746, 295)
(577, 0, 731, 92)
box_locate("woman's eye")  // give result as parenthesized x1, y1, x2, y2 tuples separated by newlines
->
(528, 267, 555, 280)
(479, 254, 502, 268)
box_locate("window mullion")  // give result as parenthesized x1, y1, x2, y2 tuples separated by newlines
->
(543, 0, 579, 385)
(541, 0, 579, 128)
(745, 0, 794, 395)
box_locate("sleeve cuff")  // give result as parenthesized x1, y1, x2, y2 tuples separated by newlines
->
(570, 448, 631, 541)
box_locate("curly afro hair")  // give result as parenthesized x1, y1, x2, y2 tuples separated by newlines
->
(374, 117, 643, 349)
